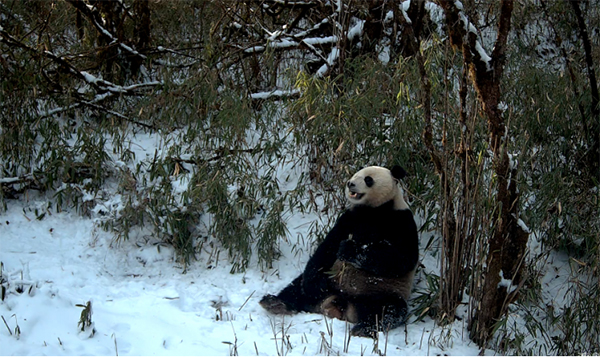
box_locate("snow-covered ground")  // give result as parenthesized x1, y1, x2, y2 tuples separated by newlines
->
(0, 124, 568, 357)
(1, 193, 494, 356)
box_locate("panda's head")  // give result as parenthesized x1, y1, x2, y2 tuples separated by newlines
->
(345, 165, 408, 210)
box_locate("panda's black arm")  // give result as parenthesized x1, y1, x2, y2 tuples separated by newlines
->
(337, 211, 419, 278)
(338, 236, 418, 278)
(301, 211, 352, 295)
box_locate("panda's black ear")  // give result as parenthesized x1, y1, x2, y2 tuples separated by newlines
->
(391, 165, 407, 180)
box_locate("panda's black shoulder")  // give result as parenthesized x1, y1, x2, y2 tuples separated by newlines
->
(394, 208, 418, 229)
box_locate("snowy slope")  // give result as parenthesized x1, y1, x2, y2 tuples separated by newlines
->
(0, 194, 493, 356)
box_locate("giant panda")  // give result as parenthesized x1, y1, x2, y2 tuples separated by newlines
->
(260, 165, 419, 338)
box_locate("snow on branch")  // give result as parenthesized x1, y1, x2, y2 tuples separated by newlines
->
(0, 176, 30, 184)
(302, 36, 338, 46)
(292, 18, 331, 39)
(65, 0, 146, 60)
(243, 38, 300, 54)
(39, 70, 161, 124)
(238, 0, 369, 78)
(312, 17, 365, 77)
(39, 87, 156, 129)
(436, 0, 497, 72)
(250, 89, 301, 100)
(0, 173, 40, 198)
(39, 92, 110, 118)
(266, 0, 315, 7)
(0, 29, 163, 119)
(2, 22, 159, 100)
(0, 27, 101, 89)
(454, 2, 492, 71)
(80, 71, 161, 94)
(497, 270, 518, 294)
(346, 18, 365, 41)
(400, 0, 413, 24)
(316, 47, 340, 77)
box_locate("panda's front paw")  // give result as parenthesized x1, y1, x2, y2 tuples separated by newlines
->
(338, 239, 359, 260)
(259, 294, 295, 315)
(350, 322, 378, 339)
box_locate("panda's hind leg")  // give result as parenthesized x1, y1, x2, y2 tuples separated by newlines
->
(260, 274, 330, 315)
(259, 294, 295, 315)
(260, 275, 304, 315)
(349, 295, 408, 338)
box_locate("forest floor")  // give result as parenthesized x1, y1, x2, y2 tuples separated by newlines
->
(0, 132, 570, 356)
(1, 196, 500, 356)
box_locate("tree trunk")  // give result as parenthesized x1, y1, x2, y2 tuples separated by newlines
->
(569, 0, 600, 183)
(132, 0, 151, 76)
(436, 0, 530, 346)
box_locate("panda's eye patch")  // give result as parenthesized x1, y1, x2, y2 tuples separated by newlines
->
(364, 176, 374, 187)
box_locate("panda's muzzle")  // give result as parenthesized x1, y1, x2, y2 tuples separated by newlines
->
(347, 181, 364, 200)
(348, 191, 364, 200)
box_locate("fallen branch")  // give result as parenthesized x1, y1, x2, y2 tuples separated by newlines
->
(1, 174, 43, 198)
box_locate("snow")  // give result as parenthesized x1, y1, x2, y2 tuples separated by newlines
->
(244, 39, 298, 54)
(81, 71, 101, 85)
(346, 19, 364, 41)
(0, 198, 492, 356)
(0, 118, 579, 356)
(517, 218, 531, 234)
(378, 44, 391, 65)
(401, 1, 412, 24)
(402, 0, 411, 11)
(268, 39, 298, 49)
(425, 3, 445, 37)
(385, 11, 394, 24)
(0, 176, 26, 184)
(87, 16, 145, 60)
(475, 42, 492, 69)
(454, 4, 492, 71)
(316, 47, 340, 77)
(302, 36, 337, 46)
(244, 46, 266, 54)
(293, 18, 330, 39)
(250, 89, 301, 100)
(497, 271, 517, 294)
(270, 0, 313, 5)
(2, 2, 590, 355)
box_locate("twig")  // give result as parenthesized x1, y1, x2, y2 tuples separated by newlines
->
(112, 333, 119, 356)
(238, 290, 255, 311)
(1, 315, 12, 335)
(343, 320, 351, 353)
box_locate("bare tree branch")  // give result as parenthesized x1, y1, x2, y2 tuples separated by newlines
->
(65, 0, 147, 60)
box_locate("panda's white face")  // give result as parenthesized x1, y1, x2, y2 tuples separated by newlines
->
(345, 166, 408, 210)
